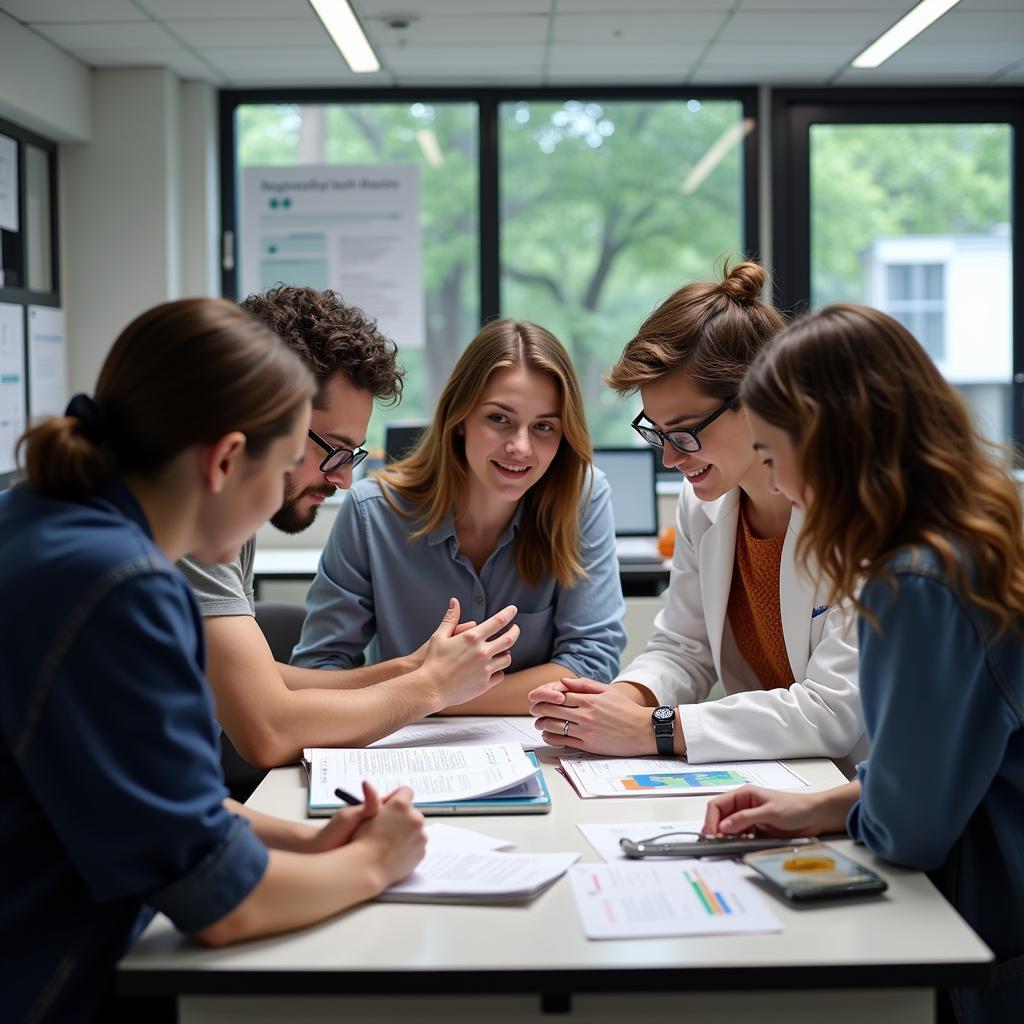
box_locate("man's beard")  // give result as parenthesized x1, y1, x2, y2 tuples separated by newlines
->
(270, 478, 336, 534)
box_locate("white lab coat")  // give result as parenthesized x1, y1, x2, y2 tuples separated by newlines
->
(615, 486, 866, 764)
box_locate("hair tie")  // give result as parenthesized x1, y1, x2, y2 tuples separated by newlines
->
(65, 393, 107, 445)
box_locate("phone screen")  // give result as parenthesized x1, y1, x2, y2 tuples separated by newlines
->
(744, 843, 888, 901)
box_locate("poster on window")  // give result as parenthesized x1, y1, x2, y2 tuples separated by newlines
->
(241, 164, 424, 349)
(28, 305, 68, 421)
(0, 302, 26, 474)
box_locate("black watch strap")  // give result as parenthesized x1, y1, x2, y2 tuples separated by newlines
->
(651, 706, 675, 756)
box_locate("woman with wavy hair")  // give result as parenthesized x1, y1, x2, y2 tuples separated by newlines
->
(529, 262, 863, 763)
(705, 303, 1024, 1024)
(292, 319, 626, 714)
(0, 299, 426, 1022)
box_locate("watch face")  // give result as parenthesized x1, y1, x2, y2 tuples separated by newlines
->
(653, 706, 674, 722)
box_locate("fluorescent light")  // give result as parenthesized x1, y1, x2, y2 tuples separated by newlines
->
(309, 0, 380, 74)
(852, 0, 962, 69)
(682, 118, 755, 196)
(415, 129, 445, 169)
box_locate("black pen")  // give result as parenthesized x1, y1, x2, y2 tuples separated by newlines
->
(334, 787, 362, 806)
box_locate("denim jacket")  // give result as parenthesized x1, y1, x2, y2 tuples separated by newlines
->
(847, 545, 1024, 1024)
(0, 480, 267, 1022)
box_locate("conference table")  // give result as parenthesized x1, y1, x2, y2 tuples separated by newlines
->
(118, 750, 992, 1024)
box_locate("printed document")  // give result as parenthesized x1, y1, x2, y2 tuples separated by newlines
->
(560, 755, 809, 798)
(308, 742, 539, 807)
(382, 849, 580, 903)
(369, 716, 540, 750)
(569, 859, 782, 939)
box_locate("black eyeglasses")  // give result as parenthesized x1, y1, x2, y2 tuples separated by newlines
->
(631, 395, 739, 454)
(308, 429, 368, 473)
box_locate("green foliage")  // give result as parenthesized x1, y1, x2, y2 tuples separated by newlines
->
(810, 123, 1011, 307)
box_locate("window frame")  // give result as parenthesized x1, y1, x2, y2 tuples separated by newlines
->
(0, 115, 61, 491)
(218, 85, 761, 322)
(771, 87, 1024, 450)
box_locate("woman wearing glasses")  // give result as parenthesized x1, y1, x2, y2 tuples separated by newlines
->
(0, 299, 427, 1023)
(704, 304, 1023, 1024)
(530, 261, 864, 763)
(291, 319, 627, 715)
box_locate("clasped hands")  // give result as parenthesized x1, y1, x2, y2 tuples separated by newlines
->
(528, 676, 659, 756)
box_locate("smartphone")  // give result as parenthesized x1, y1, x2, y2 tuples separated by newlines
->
(743, 843, 888, 902)
(620, 834, 819, 859)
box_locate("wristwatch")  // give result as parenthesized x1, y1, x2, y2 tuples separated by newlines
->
(651, 705, 676, 756)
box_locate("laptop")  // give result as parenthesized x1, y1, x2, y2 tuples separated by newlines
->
(592, 447, 665, 565)
(384, 420, 428, 464)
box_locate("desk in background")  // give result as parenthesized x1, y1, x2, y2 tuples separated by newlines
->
(253, 547, 671, 601)
(119, 753, 991, 1024)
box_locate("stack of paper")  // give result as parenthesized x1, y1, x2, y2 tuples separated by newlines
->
(560, 755, 810, 799)
(379, 823, 579, 904)
(369, 716, 540, 750)
(568, 859, 782, 938)
(307, 742, 542, 816)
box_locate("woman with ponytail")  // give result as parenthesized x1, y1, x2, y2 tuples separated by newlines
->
(530, 262, 864, 764)
(705, 304, 1024, 1024)
(0, 299, 426, 1023)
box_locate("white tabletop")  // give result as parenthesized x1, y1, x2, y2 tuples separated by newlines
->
(120, 751, 992, 996)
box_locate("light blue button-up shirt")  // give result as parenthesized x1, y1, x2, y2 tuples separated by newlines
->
(291, 468, 626, 680)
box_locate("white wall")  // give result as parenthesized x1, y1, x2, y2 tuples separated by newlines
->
(61, 71, 220, 393)
(0, 11, 90, 143)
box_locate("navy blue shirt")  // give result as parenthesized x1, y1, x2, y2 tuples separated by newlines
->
(0, 480, 268, 1022)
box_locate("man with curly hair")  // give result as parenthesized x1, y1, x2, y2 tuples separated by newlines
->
(179, 287, 519, 778)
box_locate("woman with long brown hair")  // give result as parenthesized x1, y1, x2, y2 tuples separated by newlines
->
(0, 299, 427, 1023)
(705, 303, 1024, 1024)
(529, 262, 863, 762)
(292, 319, 626, 714)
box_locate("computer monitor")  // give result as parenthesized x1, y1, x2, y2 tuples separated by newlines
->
(384, 420, 428, 464)
(592, 447, 659, 537)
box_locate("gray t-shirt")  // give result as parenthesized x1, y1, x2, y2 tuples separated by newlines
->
(178, 537, 256, 617)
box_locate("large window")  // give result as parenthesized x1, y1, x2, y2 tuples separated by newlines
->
(225, 89, 757, 455)
(499, 98, 750, 445)
(774, 92, 1022, 450)
(233, 100, 479, 452)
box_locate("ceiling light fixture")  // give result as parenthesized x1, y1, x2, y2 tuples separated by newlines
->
(851, 0, 962, 69)
(309, 0, 381, 74)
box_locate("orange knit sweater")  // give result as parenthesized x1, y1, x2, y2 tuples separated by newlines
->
(726, 502, 794, 690)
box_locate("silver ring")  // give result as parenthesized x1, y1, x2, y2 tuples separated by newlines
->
(562, 719, 571, 736)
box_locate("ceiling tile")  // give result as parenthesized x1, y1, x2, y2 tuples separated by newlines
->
(737, 0, 909, 9)
(367, 15, 549, 45)
(720, 11, 888, 44)
(911, 10, 1024, 42)
(380, 45, 543, 73)
(30, 21, 179, 51)
(196, 46, 349, 73)
(552, 12, 726, 43)
(357, 0, 549, 13)
(704, 42, 860, 67)
(550, 43, 704, 67)
(143, 0, 312, 17)
(74, 47, 221, 80)
(557, 0, 726, 10)
(166, 18, 331, 48)
(0, 0, 146, 21)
